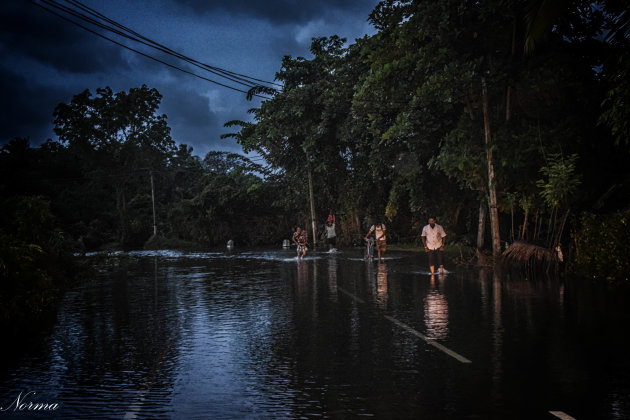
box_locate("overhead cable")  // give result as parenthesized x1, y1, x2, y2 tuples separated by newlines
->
(30, 0, 280, 99)
(64, 0, 282, 89)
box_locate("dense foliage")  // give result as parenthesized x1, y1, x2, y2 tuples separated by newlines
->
(571, 208, 630, 284)
(1, 0, 628, 285)
(0, 196, 72, 332)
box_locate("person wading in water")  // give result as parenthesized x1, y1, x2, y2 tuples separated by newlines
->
(365, 222, 387, 262)
(421, 217, 446, 274)
(292, 226, 308, 259)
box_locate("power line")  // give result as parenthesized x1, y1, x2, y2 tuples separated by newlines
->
(30, 1, 529, 131)
(30, 0, 281, 99)
(32, 0, 277, 94)
(63, 0, 281, 89)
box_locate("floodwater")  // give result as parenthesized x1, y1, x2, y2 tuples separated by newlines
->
(1, 249, 629, 419)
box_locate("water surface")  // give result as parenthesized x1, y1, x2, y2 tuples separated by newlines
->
(1, 249, 628, 419)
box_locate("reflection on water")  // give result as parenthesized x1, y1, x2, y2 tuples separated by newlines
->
(376, 263, 388, 309)
(489, 269, 505, 403)
(424, 274, 449, 340)
(366, 262, 389, 309)
(296, 259, 309, 297)
(1, 249, 629, 419)
(328, 257, 338, 299)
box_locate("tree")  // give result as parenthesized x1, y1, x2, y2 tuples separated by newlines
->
(536, 153, 581, 248)
(600, 53, 630, 148)
(53, 85, 176, 246)
(357, 0, 516, 255)
(234, 36, 357, 244)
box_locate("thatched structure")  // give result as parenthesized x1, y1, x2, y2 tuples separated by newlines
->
(501, 241, 559, 268)
(455, 241, 561, 270)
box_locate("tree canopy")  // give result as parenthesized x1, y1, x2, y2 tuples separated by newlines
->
(1, 0, 628, 283)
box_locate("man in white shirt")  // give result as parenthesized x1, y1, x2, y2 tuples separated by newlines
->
(421, 217, 446, 274)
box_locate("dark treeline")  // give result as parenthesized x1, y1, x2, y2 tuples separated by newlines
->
(1, 0, 629, 325)
(0, 86, 293, 250)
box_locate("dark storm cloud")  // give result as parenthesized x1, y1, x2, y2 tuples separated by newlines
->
(161, 85, 218, 137)
(0, 1, 127, 74)
(173, 0, 367, 25)
(159, 81, 265, 155)
(0, 0, 378, 153)
(0, 1, 131, 144)
(0, 68, 65, 143)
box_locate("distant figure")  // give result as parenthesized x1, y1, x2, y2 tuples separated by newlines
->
(326, 220, 337, 252)
(227, 239, 234, 250)
(421, 217, 446, 274)
(283, 239, 291, 248)
(292, 226, 308, 259)
(365, 222, 387, 262)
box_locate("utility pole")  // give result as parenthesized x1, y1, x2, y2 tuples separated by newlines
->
(150, 170, 157, 237)
(306, 153, 317, 248)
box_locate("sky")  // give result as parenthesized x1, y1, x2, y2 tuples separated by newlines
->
(0, 0, 379, 157)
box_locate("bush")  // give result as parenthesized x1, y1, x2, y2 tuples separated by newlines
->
(570, 208, 630, 284)
(0, 197, 72, 333)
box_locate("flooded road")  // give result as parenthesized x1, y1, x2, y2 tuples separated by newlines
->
(1, 249, 629, 419)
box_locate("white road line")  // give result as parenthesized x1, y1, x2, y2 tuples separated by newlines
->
(124, 389, 149, 419)
(123, 339, 174, 418)
(337, 286, 365, 304)
(337, 286, 472, 364)
(549, 411, 577, 420)
(384, 315, 472, 364)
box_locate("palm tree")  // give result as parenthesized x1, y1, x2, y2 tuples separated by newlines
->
(523, 0, 629, 55)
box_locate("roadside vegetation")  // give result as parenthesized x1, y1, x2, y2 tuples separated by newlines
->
(0, 196, 75, 337)
(2, 0, 628, 305)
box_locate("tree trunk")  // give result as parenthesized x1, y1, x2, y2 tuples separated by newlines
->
(306, 153, 317, 248)
(510, 207, 514, 243)
(520, 207, 529, 240)
(554, 208, 571, 248)
(453, 204, 462, 229)
(505, 16, 516, 122)
(150, 170, 157, 237)
(477, 201, 487, 250)
(116, 184, 127, 245)
(482, 78, 501, 256)
(546, 206, 557, 247)
(506, 86, 512, 122)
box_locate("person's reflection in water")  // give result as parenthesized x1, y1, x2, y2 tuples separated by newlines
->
(328, 257, 338, 300)
(376, 262, 388, 309)
(490, 270, 503, 392)
(424, 273, 449, 340)
(296, 259, 309, 297)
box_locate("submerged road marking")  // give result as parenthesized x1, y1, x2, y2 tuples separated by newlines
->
(549, 411, 577, 420)
(123, 337, 175, 418)
(384, 315, 472, 364)
(337, 286, 365, 304)
(337, 286, 471, 364)
(124, 389, 149, 419)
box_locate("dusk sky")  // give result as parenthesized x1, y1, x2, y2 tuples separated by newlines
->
(0, 0, 379, 157)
